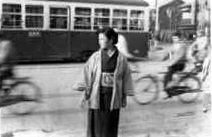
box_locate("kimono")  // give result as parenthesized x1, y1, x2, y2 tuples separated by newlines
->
(73, 47, 133, 137)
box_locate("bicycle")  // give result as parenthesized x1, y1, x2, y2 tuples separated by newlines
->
(0, 76, 42, 115)
(133, 62, 203, 105)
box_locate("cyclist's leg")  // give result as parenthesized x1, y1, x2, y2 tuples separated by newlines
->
(164, 65, 175, 89)
(164, 62, 185, 88)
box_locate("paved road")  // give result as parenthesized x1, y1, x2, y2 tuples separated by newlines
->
(1, 62, 211, 137)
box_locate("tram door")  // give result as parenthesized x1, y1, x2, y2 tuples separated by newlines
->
(43, 6, 71, 61)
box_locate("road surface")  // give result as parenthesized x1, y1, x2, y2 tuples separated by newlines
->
(1, 62, 211, 137)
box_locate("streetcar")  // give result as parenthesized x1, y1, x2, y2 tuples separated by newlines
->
(0, 0, 150, 62)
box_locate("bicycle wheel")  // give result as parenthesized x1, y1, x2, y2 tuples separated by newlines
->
(133, 75, 159, 105)
(8, 81, 42, 115)
(177, 76, 201, 103)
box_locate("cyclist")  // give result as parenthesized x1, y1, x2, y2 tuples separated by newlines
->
(187, 30, 210, 71)
(0, 39, 28, 107)
(0, 39, 15, 90)
(163, 32, 188, 96)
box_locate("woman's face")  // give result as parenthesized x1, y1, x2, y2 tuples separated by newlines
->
(98, 33, 112, 50)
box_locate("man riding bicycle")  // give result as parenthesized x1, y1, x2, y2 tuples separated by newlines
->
(0, 39, 36, 107)
(164, 30, 210, 95)
(163, 32, 188, 96)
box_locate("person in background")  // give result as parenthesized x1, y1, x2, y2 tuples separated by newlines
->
(163, 32, 188, 96)
(113, 20, 146, 61)
(0, 39, 15, 90)
(187, 29, 211, 113)
(73, 27, 133, 137)
(113, 28, 134, 59)
(202, 48, 211, 113)
(187, 30, 209, 64)
(114, 25, 147, 72)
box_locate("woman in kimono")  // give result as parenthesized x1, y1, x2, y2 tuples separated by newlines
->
(73, 27, 133, 137)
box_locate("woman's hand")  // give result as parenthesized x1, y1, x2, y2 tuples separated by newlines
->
(80, 95, 89, 109)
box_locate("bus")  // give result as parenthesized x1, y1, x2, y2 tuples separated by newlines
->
(0, 0, 150, 62)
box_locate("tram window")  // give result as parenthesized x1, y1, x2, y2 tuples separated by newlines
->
(74, 17, 91, 29)
(25, 5, 43, 28)
(112, 19, 127, 30)
(95, 8, 110, 17)
(50, 17, 67, 29)
(113, 9, 127, 17)
(26, 5, 43, 14)
(130, 19, 144, 31)
(94, 18, 110, 30)
(3, 4, 21, 12)
(50, 7, 68, 29)
(74, 7, 91, 30)
(75, 7, 91, 16)
(1, 4, 22, 28)
(26, 16, 43, 28)
(50, 8, 67, 15)
(94, 8, 110, 30)
(130, 10, 144, 18)
(112, 9, 127, 30)
(130, 10, 145, 31)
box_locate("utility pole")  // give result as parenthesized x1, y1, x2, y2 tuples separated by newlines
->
(155, 0, 159, 32)
(154, 0, 159, 48)
(194, 0, 198, 33)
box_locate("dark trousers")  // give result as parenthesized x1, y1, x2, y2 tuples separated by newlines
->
(164, 62, 185, 89)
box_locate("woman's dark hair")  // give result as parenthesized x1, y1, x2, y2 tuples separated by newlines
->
(96, 27, 118, 44)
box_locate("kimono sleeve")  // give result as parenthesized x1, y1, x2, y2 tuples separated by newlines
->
(122, 57, 134, 96)
(72, 55, 94, 92)
(121, 57, 133, 107)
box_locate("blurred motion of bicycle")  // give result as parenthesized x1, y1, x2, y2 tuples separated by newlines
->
(133, 61, 203, 105)
(0, 39, 42, 115)
(0, 76, 42, 115)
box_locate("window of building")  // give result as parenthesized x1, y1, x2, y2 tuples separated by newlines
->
(94, 8, 110, 30)
(1, 4, 22, 28)
(130, 10, 144, 31)
(50, 7, 68, 29)
(25, 5, 43, 28)
(112, 9, 127, 30)
(74, 7, 91, 30)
